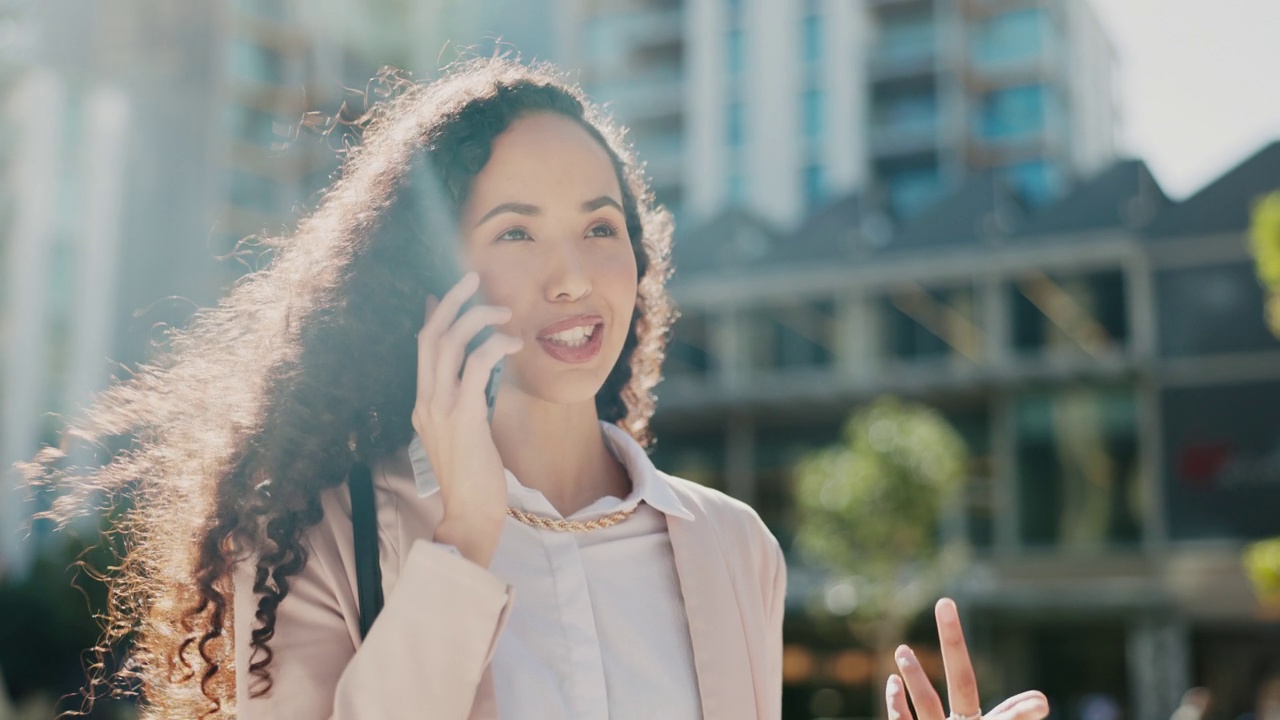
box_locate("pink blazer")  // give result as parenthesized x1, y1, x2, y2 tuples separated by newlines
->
(232, 442, 786, 719)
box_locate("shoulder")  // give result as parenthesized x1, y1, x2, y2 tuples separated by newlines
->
(659, 470, 784, 573)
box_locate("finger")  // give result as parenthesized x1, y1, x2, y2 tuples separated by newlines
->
(896, 645, 946, 720)
(420, 271, 480, 346)
(986, 692, 1048, 720)
(435, 305, 513, 397)
(887, 674, 913, 720)
(936, 598, 982, 719)
(459, 332, 522, 408)
(416, 295, 442, 393)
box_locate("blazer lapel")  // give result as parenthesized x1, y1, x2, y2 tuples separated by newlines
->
(667, 487, 759, 720)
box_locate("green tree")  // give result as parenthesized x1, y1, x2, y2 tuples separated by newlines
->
(793, 396, 969, 710)
(1247, 190, 1280, 603)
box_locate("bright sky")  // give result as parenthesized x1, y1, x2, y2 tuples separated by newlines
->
(1086, 0, 1280, 199)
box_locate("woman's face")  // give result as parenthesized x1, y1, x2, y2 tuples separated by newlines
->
(459, 111, 639, 407)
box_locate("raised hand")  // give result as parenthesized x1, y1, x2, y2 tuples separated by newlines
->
(887, 599, 1048, 720)
(412, 271, 523, 567)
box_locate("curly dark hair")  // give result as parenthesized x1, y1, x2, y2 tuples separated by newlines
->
(18, 56, 676, 718)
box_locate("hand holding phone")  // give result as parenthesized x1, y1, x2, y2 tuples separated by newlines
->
(406, 160, 507, 424)
(412, 271, 522, 567)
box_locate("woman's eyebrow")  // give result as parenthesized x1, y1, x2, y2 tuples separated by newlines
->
(474, 202, 540, 227)
(581, 196, 623, 213)
(474, 196, 623, 228)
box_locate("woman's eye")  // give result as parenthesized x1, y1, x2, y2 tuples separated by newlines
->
(588, 222, 619, 238)
(498, 228, 530, 242)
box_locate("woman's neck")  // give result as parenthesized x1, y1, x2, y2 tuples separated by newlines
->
(488, 391, 632, 518)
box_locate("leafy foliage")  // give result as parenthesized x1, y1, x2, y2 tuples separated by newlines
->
(1249, 190, 1280, 333)
(0, 527, 114, 710)
(1247, 190, 1280, 603)
(1245, 537, 1280, 601)
(794, 396, 968, 620)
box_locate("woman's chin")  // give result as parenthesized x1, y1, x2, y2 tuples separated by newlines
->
(503, 345, 623, 400)
(501, 370, 613, 410)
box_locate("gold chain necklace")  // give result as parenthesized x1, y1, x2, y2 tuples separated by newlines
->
(506, 504, 638, 532)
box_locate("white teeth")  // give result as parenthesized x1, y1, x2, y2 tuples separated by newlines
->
(544, 323, 597, 345)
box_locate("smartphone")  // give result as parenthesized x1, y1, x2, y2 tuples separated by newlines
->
(406, 159, 505, 424)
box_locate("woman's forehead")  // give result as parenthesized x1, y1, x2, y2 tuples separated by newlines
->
(462, 113, 622, 221)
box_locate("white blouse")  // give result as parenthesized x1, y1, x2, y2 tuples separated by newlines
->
(407, 421, 704, 719)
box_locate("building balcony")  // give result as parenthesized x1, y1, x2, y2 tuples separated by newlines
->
(868, 0, 934, 11)
(961, 0, 1046, 20)
(967, 127, 1059, 167)
(586, 6, 682, 57)
(870, 114, 941, 158)
(964, 55, 1059, 92)
(870, 41, 938, 81)
(590, 70, 684, 121)
(631, 6, 682, 47)
(635, 133, 684, 185)
(961, 544, 1262, 621)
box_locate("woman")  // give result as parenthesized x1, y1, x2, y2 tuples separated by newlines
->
(24, 57, 1048, 720)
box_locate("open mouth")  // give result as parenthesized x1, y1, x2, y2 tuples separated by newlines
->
(540, 322, 600, 347)
(535, 317, 604, 363)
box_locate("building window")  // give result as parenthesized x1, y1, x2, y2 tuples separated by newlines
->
(803, 162, 825, 209)
(1015, 385, 1141, 549)
(727, 101, 745, 148)
(1156, 262, 1280, 358)
(802, 11, 821, 66)
(946, 406, 996, 551)
(654, 183, 684, 229)
(872, 92, 939, 147)
(727, 28, 744, 75)
(650, 429, 727, 493)
(970, 9, 1048, 70)
(883, 285, 983, 363)
(228, 104, 285, 148)
(885, 166, 944, 219)
(978, 84, 1050, 142)
(231, 0, 287, 20)
(1002, 159, 1063, 207)
(667, 310, 711, 377)
(586, 16, 630, 73)
(802, 89, 823, 139)
(228, 38, 285, 86)
(746, 300, 836, 371)
(1162, 380, 1280, 541)
(755, 420, 843, 532)
(229, 169, 277, 212)
(728, 171, 748, 207)
(1010, 269, 1128, 359)
(877, 14, 936, 68)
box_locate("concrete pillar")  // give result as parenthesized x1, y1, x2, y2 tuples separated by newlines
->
(992, 391, 1019, 556)
(835, 288, 880, 384)
(1, 70, 65, 579)
(711, 306, 746, 390)
(1127, 617, 1192, 720)
(980, 273, 1009, 369)
(725, 412, 756, 506)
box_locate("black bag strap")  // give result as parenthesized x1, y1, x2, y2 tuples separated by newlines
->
(349, 460, 384, 639)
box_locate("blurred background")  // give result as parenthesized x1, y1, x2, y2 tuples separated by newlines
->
(1, 0, 1279, 718)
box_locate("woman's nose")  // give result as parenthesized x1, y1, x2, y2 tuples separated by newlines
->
(544, 246, 592, 302)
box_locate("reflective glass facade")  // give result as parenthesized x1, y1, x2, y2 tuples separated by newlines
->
(970, 9, 1049, 70)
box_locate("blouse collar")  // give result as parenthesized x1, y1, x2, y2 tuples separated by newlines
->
(406, 420, 695, 522)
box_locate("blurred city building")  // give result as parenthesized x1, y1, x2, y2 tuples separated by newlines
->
(654, 141, 1280, 719)
(217, 0, 561, 254)
(1, 0, 231, 576)
(0, 1, 1277, 719)
(567, 0, 1117, 230)
(0, 0, 551, 576)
